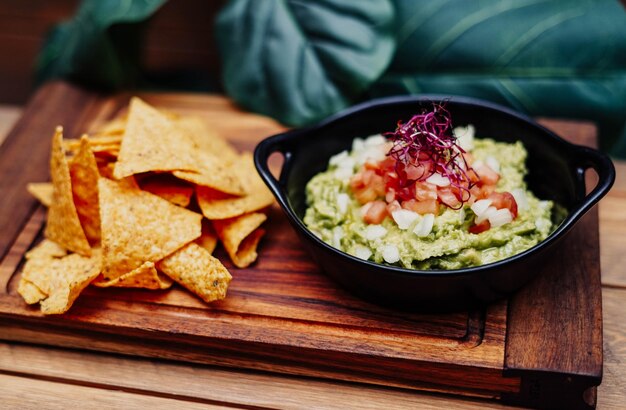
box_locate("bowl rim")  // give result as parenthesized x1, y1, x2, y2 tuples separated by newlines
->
(255, 94, 615, 278)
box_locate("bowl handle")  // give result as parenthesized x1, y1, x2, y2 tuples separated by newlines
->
(254, 133, 296, 207)
(570, 145, 616, 215)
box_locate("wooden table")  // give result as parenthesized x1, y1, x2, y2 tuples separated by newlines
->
(0, 87, 624, 409)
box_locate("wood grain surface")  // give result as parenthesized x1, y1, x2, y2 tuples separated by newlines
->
(0, 83, 620, 409)
(0, 84, 517, 399)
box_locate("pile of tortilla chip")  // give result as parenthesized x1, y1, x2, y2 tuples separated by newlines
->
(20, 97, 274, 314)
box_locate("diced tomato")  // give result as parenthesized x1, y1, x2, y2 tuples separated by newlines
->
(474, 163, 500, 185)
(437, 187, 461, 209)
(395, 183, 416, 202)
(480, 184, 496, 199)
(361, 169, 375, 185)
(378, 156, 396, 173)
(402, 199, 439, 215)
(350, 172, 364, 189)
(363, 200, 388, 224)
(405, 162, 431, 180)
(468, 168, 481, 184)
(414, 181, 438, 201)
(352, 186, 377, 204)
(386, 200, 401, 214)
(383, 171, 400, 193)
(461, 152, 474, 166)
(364, 160, 379, 171)
(469, 183, 496, 201)
(469, 219, 491, 234)
(350, 170, 386, 204)
(488, 192, 518, 218)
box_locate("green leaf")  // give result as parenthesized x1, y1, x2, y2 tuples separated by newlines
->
(215, 0, 396, 125)
(373, 0, 626, 155)
(36, 0, 166, 89)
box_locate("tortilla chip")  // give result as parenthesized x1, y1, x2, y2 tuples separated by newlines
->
(92, 116, 127, 136)
(92, 261, 173, 289)
(18, 278, 47, 304)
(39, 251, 102, 315)
(173, 150, 246, 196)
(25, 239, 67, 260)
(70, 136, 101, 243)
(196, 153, 274, 219)
(213, 213, 267, 268)
(64, 135, 122, 153)
(21, 258, 54, 295)
(158, 243, 232, 303)
(21, 249, 101, 312)
(26, 182, 53, 207)
(98, 178, 202, 280)
(113, 97, 199, 178)
(44, 127, 91, 255)
(176, 116, 239, 163)
(195, 220, 218, 254)
(139, 174, 193, 207)
(98, 162, 116, 179)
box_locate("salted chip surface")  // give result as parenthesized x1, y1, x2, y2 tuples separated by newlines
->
(70, 136, 101, 243)
(139, 174, 193, 207)
(196, 153, 274, 219)
(99, 178, 202, 280)
(114, 97, 199, 178)
(44, 127, 91, 255)
(18, 278, 47, 304)
(176, 116, 239, 163)
(39, 251, 102, 315)
(25, 239, 67, 260)
(21, 258, 55, 295)
(64, 135, 122, 154)
(195, 220, 218, 254)
(92, 261, 173, 290)
(213, 212, 267, 268)
(173, 150, 245, 196)
(158, 243, 232, 303)
(27, 182, 53, 207)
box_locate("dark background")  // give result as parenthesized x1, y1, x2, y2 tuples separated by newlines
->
(1, 0, 625, 106)
(0, 0, 227, 104)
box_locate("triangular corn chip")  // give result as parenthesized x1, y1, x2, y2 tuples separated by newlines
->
(39, 251, 102, 315)
(113, 97, 199, 178)
(44, 127, 91, 255)
(173, 150, 245, 196)
(92, 261, 173, 289)
(70, 136, 101, 243)
(213, 212, 267, 268)
(139, 174, 193, 207)
(158, 243, 231, 303)
(64, 134, 122, 154)
(21, 239, 69, 298)
(98, 178, 202, 280)
(25, 239, 67, 260)
(176, 116, 239, 163)
(196, 153, 274, 219)
(20, 249, 101, 313)
(26, 182, 53, 207)
(18, 278, 47, 305)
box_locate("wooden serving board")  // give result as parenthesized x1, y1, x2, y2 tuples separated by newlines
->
(0, 82, 602, 409)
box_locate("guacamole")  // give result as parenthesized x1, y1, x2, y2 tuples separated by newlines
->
(303, 132, 554, 270)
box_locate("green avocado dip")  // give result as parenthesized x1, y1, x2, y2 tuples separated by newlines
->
(303, 123, 555, 270)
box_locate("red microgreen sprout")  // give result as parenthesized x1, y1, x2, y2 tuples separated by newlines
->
(383, 103, 475, 208)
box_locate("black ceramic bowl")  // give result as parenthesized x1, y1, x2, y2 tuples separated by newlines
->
(254, 96, 615, 311)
